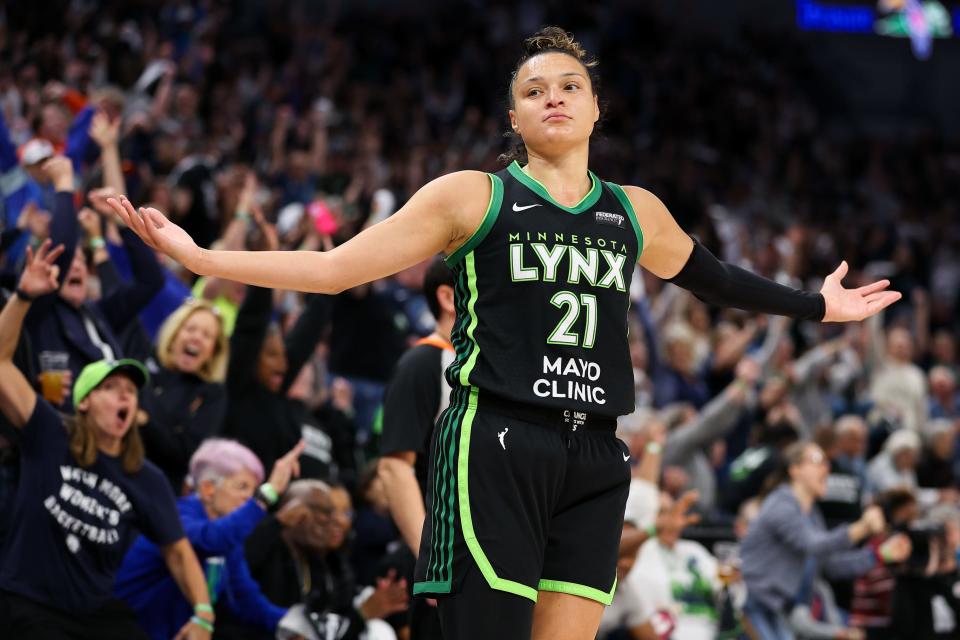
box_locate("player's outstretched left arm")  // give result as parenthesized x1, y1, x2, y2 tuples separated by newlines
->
(626, 186, 900, 323)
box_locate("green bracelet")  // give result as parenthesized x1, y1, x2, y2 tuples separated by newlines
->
(195, 603, 214, 615)
(880, 543, 895, 563)
(191, 616, 214, 633)
(89, 237, 106, 250)
(258, 483, 279, 506)
(234, 210, 252, 223)
(645, 441, 663, 455)
(645, 523, 657, 538)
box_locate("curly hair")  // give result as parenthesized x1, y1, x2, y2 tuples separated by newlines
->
(499, 26, 601, 165)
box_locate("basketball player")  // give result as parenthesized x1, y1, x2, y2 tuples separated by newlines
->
(108, 27, 900, 640)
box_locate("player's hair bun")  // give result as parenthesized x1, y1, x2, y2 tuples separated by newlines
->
(521, 27, 598, 69)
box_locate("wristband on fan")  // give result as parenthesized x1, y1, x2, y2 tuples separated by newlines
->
(190, 616, 214, 633)
(645, 523, 657, 538)
(195, 603, 214, 615)
(877, 542, 896, 564)
(645, 441, 663, 455)
(88, 237, 106, 250)
(234, 210, 252, 223)
(14, 288, 35, 302)
(257, 482, 279, 507)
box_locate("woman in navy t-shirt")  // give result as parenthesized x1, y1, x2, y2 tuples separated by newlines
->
(0, 241, 215, 640)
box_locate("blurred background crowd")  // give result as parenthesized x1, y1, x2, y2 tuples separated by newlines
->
(0, 1, 959, 639)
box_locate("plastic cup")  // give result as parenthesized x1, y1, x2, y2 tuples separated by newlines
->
(38, 351, 69, 403)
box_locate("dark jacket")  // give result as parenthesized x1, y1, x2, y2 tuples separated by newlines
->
(139, 365, 227, 493)
(327, 286, 409, 382)
(891, 571, 960, 640)
(214, 516, 364, 640)
(26, 196, 164, 412)
(221, 286, 355, 482)
(95, 255, 157, 364)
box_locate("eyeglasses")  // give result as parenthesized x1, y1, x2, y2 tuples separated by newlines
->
(303, 502, 335, 518)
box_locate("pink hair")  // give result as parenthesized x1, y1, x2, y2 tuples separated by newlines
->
(189, 438, 265, 488)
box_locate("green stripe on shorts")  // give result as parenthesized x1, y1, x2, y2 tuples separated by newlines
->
(457, 387, 539, 603)
(537, 577, 618, 606)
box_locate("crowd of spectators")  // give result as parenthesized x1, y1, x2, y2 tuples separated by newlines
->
(0, 1, 959, 639)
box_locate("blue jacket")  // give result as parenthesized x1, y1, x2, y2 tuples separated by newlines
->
(0, 105, 95, 258)
(114, 495, 287, 640)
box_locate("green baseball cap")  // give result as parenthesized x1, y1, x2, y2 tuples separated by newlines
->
(73, 359, 150, 407)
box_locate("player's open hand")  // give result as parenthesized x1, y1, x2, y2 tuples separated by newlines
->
(107, 196, 203, 272)
(820, 261, 901, 322)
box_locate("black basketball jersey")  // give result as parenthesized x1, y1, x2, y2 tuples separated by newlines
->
(444, 161, 643, 417)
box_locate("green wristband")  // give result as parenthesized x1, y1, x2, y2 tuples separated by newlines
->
(880, 543, 895, 563)
(195, 603, 214, 615)
(645, 523, 657, 538)
(190, 616, 214, 633)
(234, 210, 252, 223)
(88, 237, 106, 250)
(258, 483, 279, 506)
(645, 441, 663, 455)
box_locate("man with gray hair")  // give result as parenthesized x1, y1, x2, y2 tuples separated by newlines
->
(818, 415, 871, 527)
(868, 430, 923, 495)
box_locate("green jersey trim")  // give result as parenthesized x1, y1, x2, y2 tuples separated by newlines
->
(412, 580, 451, 595)
(605, 182, 644, 259)
(445, 173, 504, 266)
(458, 387, 539, 603)
(507, 161, 601, 214)
(422, 386, 465, 588)
(457, 252, 482, 387)
(537, 577, 618, 606)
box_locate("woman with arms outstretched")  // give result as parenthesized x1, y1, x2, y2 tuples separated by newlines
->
(109, 27, 900, 640)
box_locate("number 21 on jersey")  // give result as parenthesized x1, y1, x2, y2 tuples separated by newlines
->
(547, 292, 597, 348)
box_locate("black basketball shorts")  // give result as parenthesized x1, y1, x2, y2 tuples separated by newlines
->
(413, 386, 631, 605)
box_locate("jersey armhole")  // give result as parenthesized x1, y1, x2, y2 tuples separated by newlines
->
(445, 173, 504, 266)
(605, 182, 645, 259)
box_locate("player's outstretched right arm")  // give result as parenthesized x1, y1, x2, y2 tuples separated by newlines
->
(107, 170, 491, 294)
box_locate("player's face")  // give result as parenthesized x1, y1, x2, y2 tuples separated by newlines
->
(509, 53, 599, 157)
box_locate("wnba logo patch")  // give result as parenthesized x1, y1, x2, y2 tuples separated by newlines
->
(594, 211, 625, 229)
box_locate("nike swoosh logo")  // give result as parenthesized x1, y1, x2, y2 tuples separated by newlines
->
(622, 452, 630, 462)
(512, 203, 542, 212)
